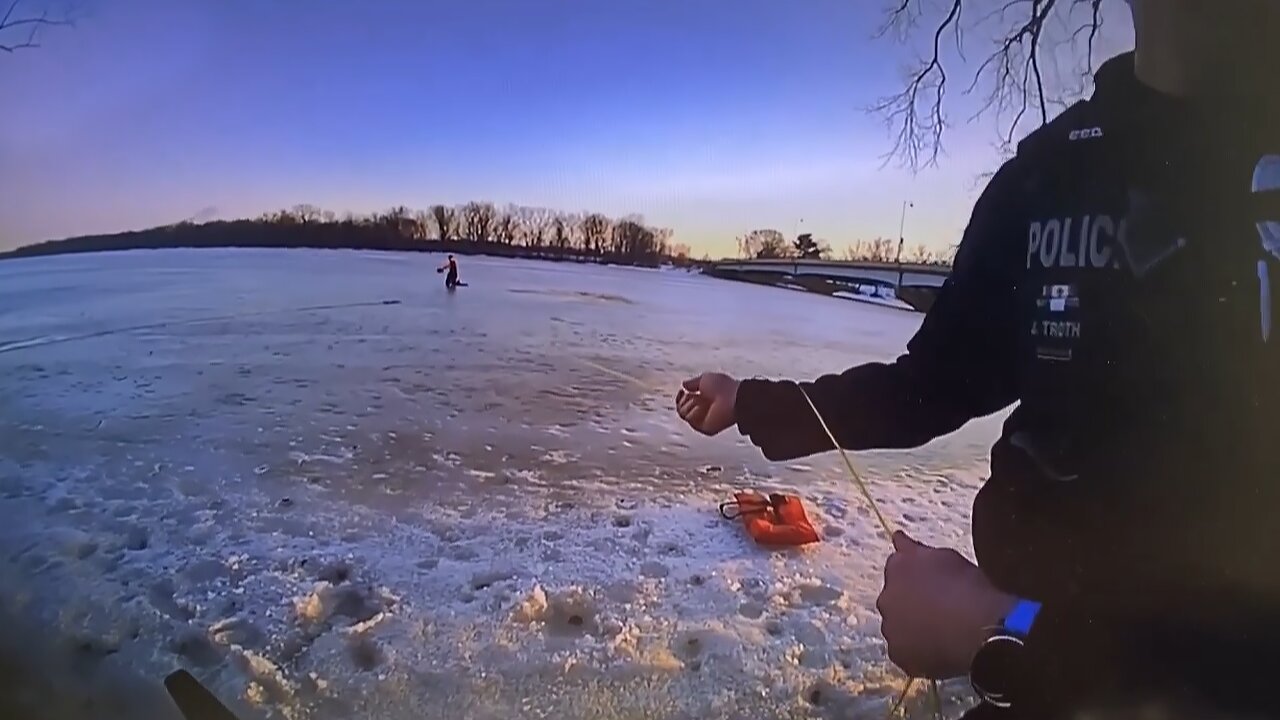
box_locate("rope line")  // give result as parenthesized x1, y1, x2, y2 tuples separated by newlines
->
(793, 381, 941, 720)
(0, 299, 402, 355)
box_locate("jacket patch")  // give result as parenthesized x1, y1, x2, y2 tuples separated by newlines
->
(1027, 214, 1121, 270)
(1037, 284, 1080, 313)
(1031, 320, 1081, 340)
(1068, 127, 1104, 141)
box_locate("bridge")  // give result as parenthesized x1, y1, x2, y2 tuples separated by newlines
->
(702, 258, 952, 312)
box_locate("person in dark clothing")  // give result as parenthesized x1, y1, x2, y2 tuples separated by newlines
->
(438, 254, 460, 289)
(677, 2, 1280, 717)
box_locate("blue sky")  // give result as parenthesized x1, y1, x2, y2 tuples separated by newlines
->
(0, 0, 1132, 257)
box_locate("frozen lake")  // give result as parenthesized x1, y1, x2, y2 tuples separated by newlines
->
(0, 249, 1006, 720)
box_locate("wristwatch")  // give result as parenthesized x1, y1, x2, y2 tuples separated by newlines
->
(969, 599, 1041, 708)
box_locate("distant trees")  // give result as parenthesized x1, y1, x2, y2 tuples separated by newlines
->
(429, 205, 456, 244)
(736, 229, 833, 260)
(460, 201, 496, 244)
(841, 238, 897, 263)
(792, 233, 831, 259)
(608, 217, 667, 265)
(550, 213, 573, 254)
(9, 190, 956, 269)
(6, 200, 682, 267)
(519, 206, 554, 250)
(731, 224, 950, 265)
(669, 243, 693, 265)
(737, 229, 789, 259)
(579, 213, 612, 257)
(840, 237, 952, 265)
(293, 204, 326, 224)
(492, 204, 519, 246)
(906, 242, 933, 264)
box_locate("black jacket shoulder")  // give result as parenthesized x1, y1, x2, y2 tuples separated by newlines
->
(1012, 51, 1137, 160)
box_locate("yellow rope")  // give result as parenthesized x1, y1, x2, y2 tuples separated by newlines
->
(792, 382, 942, 720)
(576, 357, 656, 388)
(793, 382, 895, 539)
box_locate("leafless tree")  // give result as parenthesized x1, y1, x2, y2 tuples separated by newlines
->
(607, 214, 642, 256)
(518, 206, 555, 250)
(941, 243, 960, 264)
(651, 226, 673, 259)
(460, 201, 495, 244)
(871, 0, 1111, 170)
(793, 233, 833, 259)
(610, 219, 641, 257)
(1, 0, 72, 54)
(291, 204, 325, 224)
(412, 209, 431, 242)
(737, 229, 790, 259)
(842, 238, 898, 263)
(493, 204, 521, 246)
(429, 204, 456, 243)
(907, 242, 938, 264)
(579, 213, 612, 257)
(550, 212, 575, 255)
(376, 205, 420, 238)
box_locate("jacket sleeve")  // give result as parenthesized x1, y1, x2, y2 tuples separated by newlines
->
(734, 160, 1027, 461)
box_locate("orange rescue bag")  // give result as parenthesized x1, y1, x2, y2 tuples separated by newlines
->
(719, 491, 820, 547)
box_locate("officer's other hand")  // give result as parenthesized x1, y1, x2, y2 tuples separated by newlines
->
(675, 372, 740, 436)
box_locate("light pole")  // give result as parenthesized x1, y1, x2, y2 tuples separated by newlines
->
(896, 200, 913, 288)
(896, 200, 913, 265)
(793, 217, 804, 274)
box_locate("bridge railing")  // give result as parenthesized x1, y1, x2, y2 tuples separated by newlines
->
(710, 258, 952, 274)
(701, 258, 949, 313)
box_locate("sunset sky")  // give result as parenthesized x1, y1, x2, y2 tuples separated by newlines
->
(0, 0, 1133, 258)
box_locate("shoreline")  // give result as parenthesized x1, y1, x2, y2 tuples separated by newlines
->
(699, 268, 923, 313)
(0, 241, 696, 270)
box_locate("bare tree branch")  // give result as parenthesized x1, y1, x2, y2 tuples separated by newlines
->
(0, 1, 73, 54)
(872, 0, 1111, 171)
(868, 0, 963, 170)
(874, 0, 919, 41)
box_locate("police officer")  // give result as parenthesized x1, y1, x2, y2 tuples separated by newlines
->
(677, 1, 1280, 716)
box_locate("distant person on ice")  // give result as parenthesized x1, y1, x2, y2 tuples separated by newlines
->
(677, 1, 1279, 717)
(438, 254, 460, 289)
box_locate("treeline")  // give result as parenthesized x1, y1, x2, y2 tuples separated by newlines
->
(5, 202, 697, 267)
(840, 238, 954, 266)
(736, 228, 953, 266)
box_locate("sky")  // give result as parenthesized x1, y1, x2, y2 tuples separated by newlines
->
(0, 0, 1133, 258)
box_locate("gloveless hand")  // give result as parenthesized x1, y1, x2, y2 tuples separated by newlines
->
(876, 531, 1018, 680)
(675, 372, 740, 436)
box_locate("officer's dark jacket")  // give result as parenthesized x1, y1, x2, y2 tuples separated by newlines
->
(736, 52, 1280, 716)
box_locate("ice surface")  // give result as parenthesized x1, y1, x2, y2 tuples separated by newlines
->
(0, 249, 1007, 719)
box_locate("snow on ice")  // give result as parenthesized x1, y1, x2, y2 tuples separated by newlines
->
(0, 249, 1006, 719)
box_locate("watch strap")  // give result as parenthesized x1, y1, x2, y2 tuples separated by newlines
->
(969, 598, 1041, 708)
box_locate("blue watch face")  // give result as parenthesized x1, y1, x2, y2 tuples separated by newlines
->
(1003, 599, 1041, 637)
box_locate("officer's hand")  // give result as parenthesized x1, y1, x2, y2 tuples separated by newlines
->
(877, 531, 1017, 679)
(675, 372, 740, 436)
